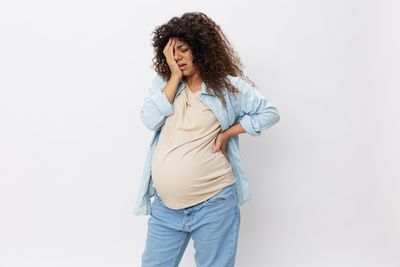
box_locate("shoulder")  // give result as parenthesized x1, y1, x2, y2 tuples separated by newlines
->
(226, 75, 256, 94)
(147, 74, 169, 93)
(152, 73, 168, 85)
(226, 75, 258, 101)
(226, 74, 241, 88)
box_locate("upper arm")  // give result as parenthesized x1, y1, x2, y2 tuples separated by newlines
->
(140, 74, 174, 131)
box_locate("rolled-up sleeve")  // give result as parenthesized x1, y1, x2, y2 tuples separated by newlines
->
(237, 80, 280, 136)
(140, 74, 174, 131)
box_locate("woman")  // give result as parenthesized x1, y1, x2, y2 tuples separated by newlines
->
(136, 12, 280, 267)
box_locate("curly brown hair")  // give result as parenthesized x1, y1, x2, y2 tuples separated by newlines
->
(150, 11, 256, 109)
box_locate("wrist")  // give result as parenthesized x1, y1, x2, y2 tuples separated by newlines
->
(221, 130, 231, 139)
(170, 74, 182, 83)
(222, 123, 246, 139)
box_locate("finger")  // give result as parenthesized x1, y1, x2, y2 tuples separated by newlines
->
(171, 39, 175, 52)
(171, 39, 175, 54)
(167, 38, 172, 48)
(168, 45, 174, 63)
(167, 40, 173, 59)
(164, 39, 172, 53)
(213, 146, 219, 153)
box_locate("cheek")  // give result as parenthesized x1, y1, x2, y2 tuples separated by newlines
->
(186, 52, 193, 62)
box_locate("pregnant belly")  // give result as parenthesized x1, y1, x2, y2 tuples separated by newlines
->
(151, 143, 233, 195)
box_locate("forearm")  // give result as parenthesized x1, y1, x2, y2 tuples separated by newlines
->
(162, 75, 181, 104)
(221, 122, 246, 139)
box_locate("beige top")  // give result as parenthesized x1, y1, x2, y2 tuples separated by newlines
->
(151, 81, 236, 209)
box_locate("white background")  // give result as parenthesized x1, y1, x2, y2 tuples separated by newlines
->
(1, 0, 399, 266)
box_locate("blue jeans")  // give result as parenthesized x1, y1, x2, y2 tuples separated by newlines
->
(141, 183, 241, 267)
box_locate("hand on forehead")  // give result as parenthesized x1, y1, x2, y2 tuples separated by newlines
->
(172, 37, 185, 47)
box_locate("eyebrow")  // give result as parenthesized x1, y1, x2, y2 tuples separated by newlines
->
(176, 44, 187, 49)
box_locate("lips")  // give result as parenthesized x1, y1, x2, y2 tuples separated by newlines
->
(179, 64, 187, 70)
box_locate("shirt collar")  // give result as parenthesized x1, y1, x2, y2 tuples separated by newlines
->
(176, 79, 216, 96)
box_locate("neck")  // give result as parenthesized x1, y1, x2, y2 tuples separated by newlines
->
(184, 72, 202, 88)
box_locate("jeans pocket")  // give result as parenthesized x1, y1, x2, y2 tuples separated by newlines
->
(204, 184, 234, 206)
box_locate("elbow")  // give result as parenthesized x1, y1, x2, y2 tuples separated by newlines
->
(238, 114, 262, 137)
(272, 111, 280, 125)
(139, 97, 174, 131)
(256, 109, 280, 134)
(140, 111, 163, 131)
(239, 109, 280, 137)
(266, 105, 280, 127)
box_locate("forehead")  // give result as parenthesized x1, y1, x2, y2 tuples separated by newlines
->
(174, 39, 188, 48)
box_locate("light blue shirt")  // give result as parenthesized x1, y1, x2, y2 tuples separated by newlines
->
(133, 74, 280, 215)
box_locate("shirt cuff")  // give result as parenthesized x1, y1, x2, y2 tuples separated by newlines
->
(151, 89, 174, 116)
(239, 114, 262, 137)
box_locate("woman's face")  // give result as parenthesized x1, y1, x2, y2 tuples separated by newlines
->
(173, 38, 197, 77)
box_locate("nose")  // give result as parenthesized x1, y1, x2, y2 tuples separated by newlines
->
(174, 51, 182, 61)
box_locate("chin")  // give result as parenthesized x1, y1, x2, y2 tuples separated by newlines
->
(183, 68, 194, 76)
